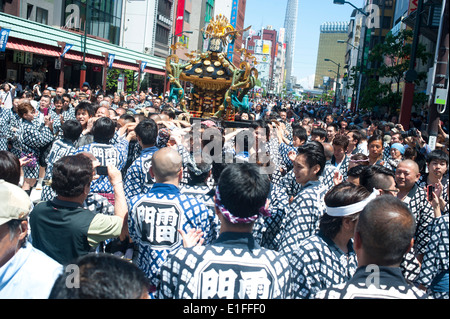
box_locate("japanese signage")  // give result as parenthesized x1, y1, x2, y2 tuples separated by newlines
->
(0, 28, 11, 52)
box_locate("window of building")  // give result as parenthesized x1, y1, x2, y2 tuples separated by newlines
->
(26, 4, 33, 20)
(155, 24, 170, 45)
(63, 0, 123, 45)
(158, 0, 172, 18)
(382, 16, 392, 29)
(184, 10, 190, 24)
(36, 7, 48, 24)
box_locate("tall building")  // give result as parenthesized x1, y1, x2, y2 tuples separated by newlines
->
(273, 27, 287, 95)
(189, 0, 215, 53)
(245, 26, 277, 93)
(283, 0, 298, 92)
(314, 22, 348, 91)
(121, 0, 175, 58)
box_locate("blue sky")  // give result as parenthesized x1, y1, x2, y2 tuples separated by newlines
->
(244, 0, 357, 89)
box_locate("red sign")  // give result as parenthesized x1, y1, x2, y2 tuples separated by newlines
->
(93, 66, 102, 72)
(175, 0, 186, 36)
(408, 0, 418, 15)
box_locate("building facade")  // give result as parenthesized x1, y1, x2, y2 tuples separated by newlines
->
(1, 0, 165, 93)
(283, 0, 298, 93)
(313, 21, 349, 95)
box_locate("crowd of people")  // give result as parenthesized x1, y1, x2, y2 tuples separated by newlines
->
(0, 79, 449, 300)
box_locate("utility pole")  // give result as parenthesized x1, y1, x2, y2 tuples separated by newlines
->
(427, 0, 448, 149)
(79, 0, 89, 89)
(399, 0, 424, 130)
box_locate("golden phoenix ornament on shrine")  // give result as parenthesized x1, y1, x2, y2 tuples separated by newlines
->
(166, 14, 258, 120)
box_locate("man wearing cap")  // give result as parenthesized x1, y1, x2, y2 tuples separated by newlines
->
(127, 147, 218, 292)
(157, 163, 292, 299)
(0, 180, 62, 298)
(81, 82, 91, 99)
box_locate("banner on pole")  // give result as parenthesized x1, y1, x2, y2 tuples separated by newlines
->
(61, 43, 73, 57)
(108, 54, 115, 69)
(175, 0, 186, 36)
(140, 61, 147, 73)
(0, 29, 11, 52)
(227, 0, 239, 61)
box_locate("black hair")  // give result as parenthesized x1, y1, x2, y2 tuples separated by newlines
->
(0, 151, 21, 185)
(426, 149, 449, 165)
(359, 164, 395, 192)
(135, 119, 158, 146)
(357, 195, 416, 266)
(311, 127, 327, 140)
(119, 114, 136, 123)
(62, 120, 83, 142)
(327, 123, 339, 132)
(332, 134, 349, 150)
(49, 253, 149, 299)
(349, 130, 362, 144)
(347, 164, 368, 178)
(218, 163, 270, 220)
(51, 154, 93, 197)
(293, 126, 308, 143)
(297, 142, 326, 176)
(161, 106, 175, 119)
(250, 119, 270, 141)
(235, 129, 255, 153)
(53, 95, 64, 104)
(92, 117, 116, 143)
(320, 181, 371, 239)
(211, 153, 229, 185)
(201, 126, 225, 158)
(368, 133, 384, 145)
(75, 101, 95, 117)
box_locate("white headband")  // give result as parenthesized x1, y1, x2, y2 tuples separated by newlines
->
(325, 189, 380, 217)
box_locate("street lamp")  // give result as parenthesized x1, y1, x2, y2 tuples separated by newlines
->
(169, 30, 194, 55)
(80, 0, 90, 90)
(333, 0, 368, 16)
(337, 39, 362, 111)
(325, 58, 341, 107)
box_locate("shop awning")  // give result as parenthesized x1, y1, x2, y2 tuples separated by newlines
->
(6, 37, 60, 57)
(144, 68, 166, 76)
(112, 61, 139, 72)
(1, 12, 166, 72)
(6, 37, 105, 65)
(5, 36, 164, 74)
(64, 51, 104, 65)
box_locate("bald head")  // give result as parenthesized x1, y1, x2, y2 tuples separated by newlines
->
(356, 195, 415, 267)
(395, 159, 421, 191)
(397, 159, 419, 174)
(151, 148, 182, 183)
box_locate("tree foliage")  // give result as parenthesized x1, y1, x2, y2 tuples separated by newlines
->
(106, 69, 138, 94)
(359, 29, 432, 115)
